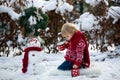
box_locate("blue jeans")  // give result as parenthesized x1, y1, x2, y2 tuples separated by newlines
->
(57, 61, 74, 70)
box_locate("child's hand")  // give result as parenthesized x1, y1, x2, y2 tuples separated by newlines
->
(57, 44, 65, 51)
(73, 64, 78, 69)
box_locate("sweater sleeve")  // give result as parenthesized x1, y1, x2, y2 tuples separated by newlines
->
(74, 39, 86, 67)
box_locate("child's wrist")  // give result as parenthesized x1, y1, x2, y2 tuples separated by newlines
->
(73, 64, 78, 69)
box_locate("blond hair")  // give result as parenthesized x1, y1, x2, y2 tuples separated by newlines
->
(61, 23, 78, 37)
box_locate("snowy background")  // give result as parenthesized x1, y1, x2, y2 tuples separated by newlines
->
(0, 0, 120, 80)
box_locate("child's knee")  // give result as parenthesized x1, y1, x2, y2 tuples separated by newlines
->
(57, 61, 73, 70)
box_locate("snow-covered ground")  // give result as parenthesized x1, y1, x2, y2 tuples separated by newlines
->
(0, 48, 120, 80)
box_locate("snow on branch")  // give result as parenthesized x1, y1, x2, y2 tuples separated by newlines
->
(9, 0, 17, 6)
(74, 12, 97, 31)
(85, 0, 108, 7)
(55, 3, 73, 15)
(85, 0, 102, 7)
(28, 0, 73, 15)
(108, 6, 120, 24)
(0, 5, 20, 20)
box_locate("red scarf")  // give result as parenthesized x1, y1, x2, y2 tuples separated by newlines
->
(22, 47, 42, 73)
(69, 31, 90, 67)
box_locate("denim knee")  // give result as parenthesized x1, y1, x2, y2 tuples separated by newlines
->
(57, 61, 73, 70)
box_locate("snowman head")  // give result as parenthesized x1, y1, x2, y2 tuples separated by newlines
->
(27, 38, 41, 47)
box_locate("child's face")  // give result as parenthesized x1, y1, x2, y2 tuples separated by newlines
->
(63, 33, 73, 40)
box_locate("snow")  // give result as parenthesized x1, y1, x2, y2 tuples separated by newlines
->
(115, 46, 120, 54)
(85, 0, 109, 7)
(55, 3, 73, 15)
(42, 0, 73, 15)
(0, 5, 20, 20)
(6, 40, 13, 47)
(24, 51, 45, 74)
(17, 33, 24, 44)
(9, 0, 17, 6)
(0, 47, 120, 80)
(75, 12, 98, 31)
(28, 16, 37, 25)
(85, 0, 102, 7)
(42, 1, 57, 12)
(108, 6, 120, 24)
(27, 0, 73, 15)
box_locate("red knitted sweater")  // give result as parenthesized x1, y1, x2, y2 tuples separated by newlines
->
(64, 31, 90, 68)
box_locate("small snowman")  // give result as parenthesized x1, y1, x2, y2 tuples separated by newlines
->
(22, 37, 46, 74)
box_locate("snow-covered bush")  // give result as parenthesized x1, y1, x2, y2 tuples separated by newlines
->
(75, 0, 120, 52)
(0, 0, 26, 57)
